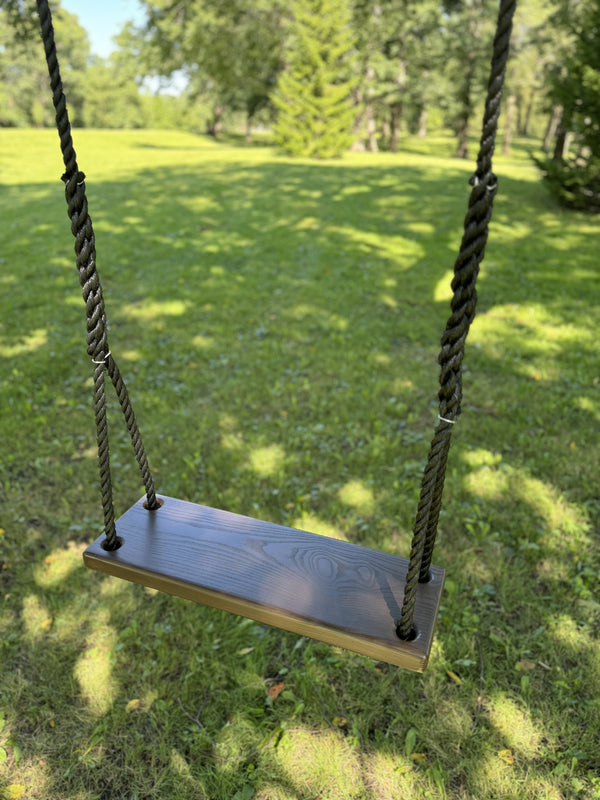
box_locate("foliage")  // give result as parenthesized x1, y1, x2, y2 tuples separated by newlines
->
(352, 0, 444, 151)
(82, 57, 144, 129)
(536, 0, 600, 210)
(547, 0, 600, 156)
(137, 0, 290, 134)
(440, 0, 502, 158)
(0, 0, 38, 39)
(505, 0, 555, 138)
(273, 0, 358, 157)
(1, 128, 600, 799)
(534, 154, 600, 211)
(0, 4, 89, 126)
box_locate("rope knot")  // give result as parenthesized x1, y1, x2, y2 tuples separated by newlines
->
(469, 172, 498, 195)
(487, 173, 498, 195)
(61, 169, 86, 187)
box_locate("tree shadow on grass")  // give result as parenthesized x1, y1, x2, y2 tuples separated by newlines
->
(1, 149, 599, 798)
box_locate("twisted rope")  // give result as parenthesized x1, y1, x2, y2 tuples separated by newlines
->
(397, 0, 517, 640)
(37, 0, 158, 549)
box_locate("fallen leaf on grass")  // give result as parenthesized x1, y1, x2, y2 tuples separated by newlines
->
(267, 682, 286, 700)
(411, 753, 427, 763)
(498, 749, 515, 764)
(41, 617, 53, 632)
(446, 670, 462, 685)
(126, 699, 141, 712)
(516, 660, 536, 671)
(237, 647, 254, 656)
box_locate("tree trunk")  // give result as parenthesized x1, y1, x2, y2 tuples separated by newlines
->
(380, 117, 390, 147)
(207, 104, 224, 137)
(456, 115, 469, 159)
(543, 105, 563, 153)
(454, 0, 481, 160)
(502, 94, 516, 155)
(417, 107, 428, 139)
(366, 100, 378, 152)
(521, 91, 535, 136)
(245, 114, 253, 142)
(390, 102, 402, 152)
(553, 125, 568, 160)
(365, 65, 378, 152)
(389, 55, 406, 152)
(455, 52, 475, 159)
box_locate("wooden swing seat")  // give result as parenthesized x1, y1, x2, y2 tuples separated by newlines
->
(83, 495, 444, 672)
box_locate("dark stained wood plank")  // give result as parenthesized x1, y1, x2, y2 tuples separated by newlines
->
(83, 495, 444, 672)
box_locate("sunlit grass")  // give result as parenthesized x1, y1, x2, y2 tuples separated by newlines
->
(248, 444, 286, 478)
(73, 617, 119, 717)
(1, 127, 599, 799)
(337, 479, 376, 515)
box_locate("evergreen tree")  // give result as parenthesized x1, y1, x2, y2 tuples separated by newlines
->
(273, 0, 358, 158)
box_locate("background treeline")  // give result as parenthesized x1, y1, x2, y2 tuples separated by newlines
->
(1, 0, 598, 208)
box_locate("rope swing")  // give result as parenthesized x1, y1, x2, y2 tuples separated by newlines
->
(36, 0, 516, 671)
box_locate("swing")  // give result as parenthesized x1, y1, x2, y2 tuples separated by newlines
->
(36, 0, 516, 672)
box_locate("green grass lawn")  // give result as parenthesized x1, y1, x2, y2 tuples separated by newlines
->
(1, 128, 599, 800)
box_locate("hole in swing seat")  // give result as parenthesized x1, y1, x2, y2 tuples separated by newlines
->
(419, 568, 433, 584)
(396, 623, 419, 642)
(101, 535, 124, 553)
(143, 496, 164, 511)
(83, 495, 445, 672)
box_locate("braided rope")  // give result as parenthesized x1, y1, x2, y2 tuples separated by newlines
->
(37, 0, 158, 549)
(397, 0, 517, 640)
(106, 356, 157, 507)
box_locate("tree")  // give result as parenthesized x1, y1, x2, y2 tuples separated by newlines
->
(0, 0, 38, 39)
(272, 0, 357, 157)
(506, 0, 554, 140)
(442, 0, 499, 158)
(351, 0, 387, 151)
(536, 0, 600, 210)
(138, 0, 289, 135)
(351, 0, 443, 151)
(381, 0, 443, 150)
(82, 57, 143, 129)
(0, 3, 89, 127)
